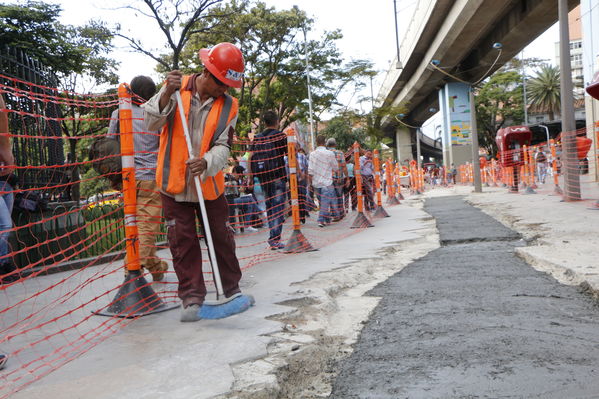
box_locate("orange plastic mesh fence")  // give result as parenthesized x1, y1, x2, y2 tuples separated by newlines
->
(0, 76, 412, 396)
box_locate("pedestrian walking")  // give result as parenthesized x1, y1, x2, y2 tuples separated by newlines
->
(249, 111, 288, 250)
(345, 152, 356, 211)
(360, 150, 375, 211)
(450, 163, 457, 184)
(535, 146, 548, 184)
(308, 135, 337, 227)
(326, 138, 348, 221)
(144, 42, 252, 322)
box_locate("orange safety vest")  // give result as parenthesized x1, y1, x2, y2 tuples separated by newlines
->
(156, 75, 238, 200)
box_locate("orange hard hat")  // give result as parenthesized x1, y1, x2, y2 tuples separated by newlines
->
(199, 42, 245, 88)
(586, 70, 599, 100)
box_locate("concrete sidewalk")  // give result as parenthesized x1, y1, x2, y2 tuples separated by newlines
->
(10, 201, 438, 399)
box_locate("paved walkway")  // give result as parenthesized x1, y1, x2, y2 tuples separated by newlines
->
(8, 203, 432, 399)
(331, 196, 599, 398)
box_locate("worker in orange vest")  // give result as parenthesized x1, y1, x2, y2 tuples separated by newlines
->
(144, 42, 252, 322)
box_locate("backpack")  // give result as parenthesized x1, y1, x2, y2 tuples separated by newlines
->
(88, 136, 122, 189)
(536, 151, 547, 163)
(250, 129, 286, 181)
(14, 190, 48, 213)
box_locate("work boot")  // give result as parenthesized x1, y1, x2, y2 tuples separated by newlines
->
(149, 261, 168, 282)
(180, 304, 201, 322)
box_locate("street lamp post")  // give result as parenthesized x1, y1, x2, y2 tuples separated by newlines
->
(393, 0, 403, 70)
(303, 26, 315, 151)
(521, 51, 529, 125)
(539, 124, 550, 145)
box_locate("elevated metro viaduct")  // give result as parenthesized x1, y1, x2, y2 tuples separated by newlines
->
(378, 0, 579, 167)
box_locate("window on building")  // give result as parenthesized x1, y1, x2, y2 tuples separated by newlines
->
(570, 53, 583, 67)
(535, 116, 544, 123)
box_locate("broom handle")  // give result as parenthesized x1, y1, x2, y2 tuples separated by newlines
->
(175, 91, 224, 298)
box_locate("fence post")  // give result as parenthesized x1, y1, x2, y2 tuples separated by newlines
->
(386, 159, 400, 205)
(469, 163, 474, 184)
(410, 161, 421, 194)
(522, 145, 536, 194)
(443, 165, 448, 186)
(550, 138, 563, 195)
(284, 128, 316, 252)
(481, 163, 488, 187)
(372, 150, 390, 218)
(529, 146, 538, 189)
(521, 146, 529, 188)
(395, 163, 405, 200)
(97, 83, 171, 318)
(351, 142, 374, 228)
(510, 164, 520, 193)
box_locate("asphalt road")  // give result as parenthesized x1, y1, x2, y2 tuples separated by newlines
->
(330, 196, 599, 398)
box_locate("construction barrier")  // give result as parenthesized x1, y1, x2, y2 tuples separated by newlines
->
(0, 74, 411, 396)
(452, 127, 599, 208)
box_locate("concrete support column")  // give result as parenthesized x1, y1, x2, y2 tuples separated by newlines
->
(438, 86, 451, 169)
(395, 127, 413, 164)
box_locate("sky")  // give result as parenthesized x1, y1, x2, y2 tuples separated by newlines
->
(35, 0, 558, 120)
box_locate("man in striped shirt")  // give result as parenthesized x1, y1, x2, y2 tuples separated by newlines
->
(326, 138, 348, 221)
(308, 135, 338, 227)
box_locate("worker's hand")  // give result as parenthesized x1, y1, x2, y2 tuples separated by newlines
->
(164, 70, 183, 97)
(186, 157, 207, 176)
(0, 146, 15, 176)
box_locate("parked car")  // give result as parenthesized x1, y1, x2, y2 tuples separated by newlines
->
(86, 190, 122, 208)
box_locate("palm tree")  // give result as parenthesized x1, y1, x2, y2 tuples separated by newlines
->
(527, 65, 561, 121)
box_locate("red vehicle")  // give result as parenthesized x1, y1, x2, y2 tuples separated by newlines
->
(496, 125, 532, 168)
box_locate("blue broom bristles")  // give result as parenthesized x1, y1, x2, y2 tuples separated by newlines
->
(199, 295, 255, 320)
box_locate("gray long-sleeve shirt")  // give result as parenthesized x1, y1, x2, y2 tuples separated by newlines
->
(143, 84, 236, 202)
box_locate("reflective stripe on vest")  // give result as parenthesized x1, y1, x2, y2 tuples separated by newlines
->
(157, 75, 237, 199)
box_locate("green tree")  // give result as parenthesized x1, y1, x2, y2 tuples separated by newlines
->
(475, 68, 524, 155)
(321, 101, 406, 154)
(177, 2, 350, 135)
(320, 113, 366, 152)
(1, 1, 119, 201)
(363, 103, 407, 151)
(80, 168, 111, 200)
(112, 0, 230, 71)
(0, 1, 117, 82)
(527, 64, 561, 121)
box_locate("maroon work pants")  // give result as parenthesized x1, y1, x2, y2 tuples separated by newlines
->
(161, 193, 242, 307)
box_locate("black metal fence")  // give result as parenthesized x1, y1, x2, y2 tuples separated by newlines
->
(0, 45, 67, 200)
